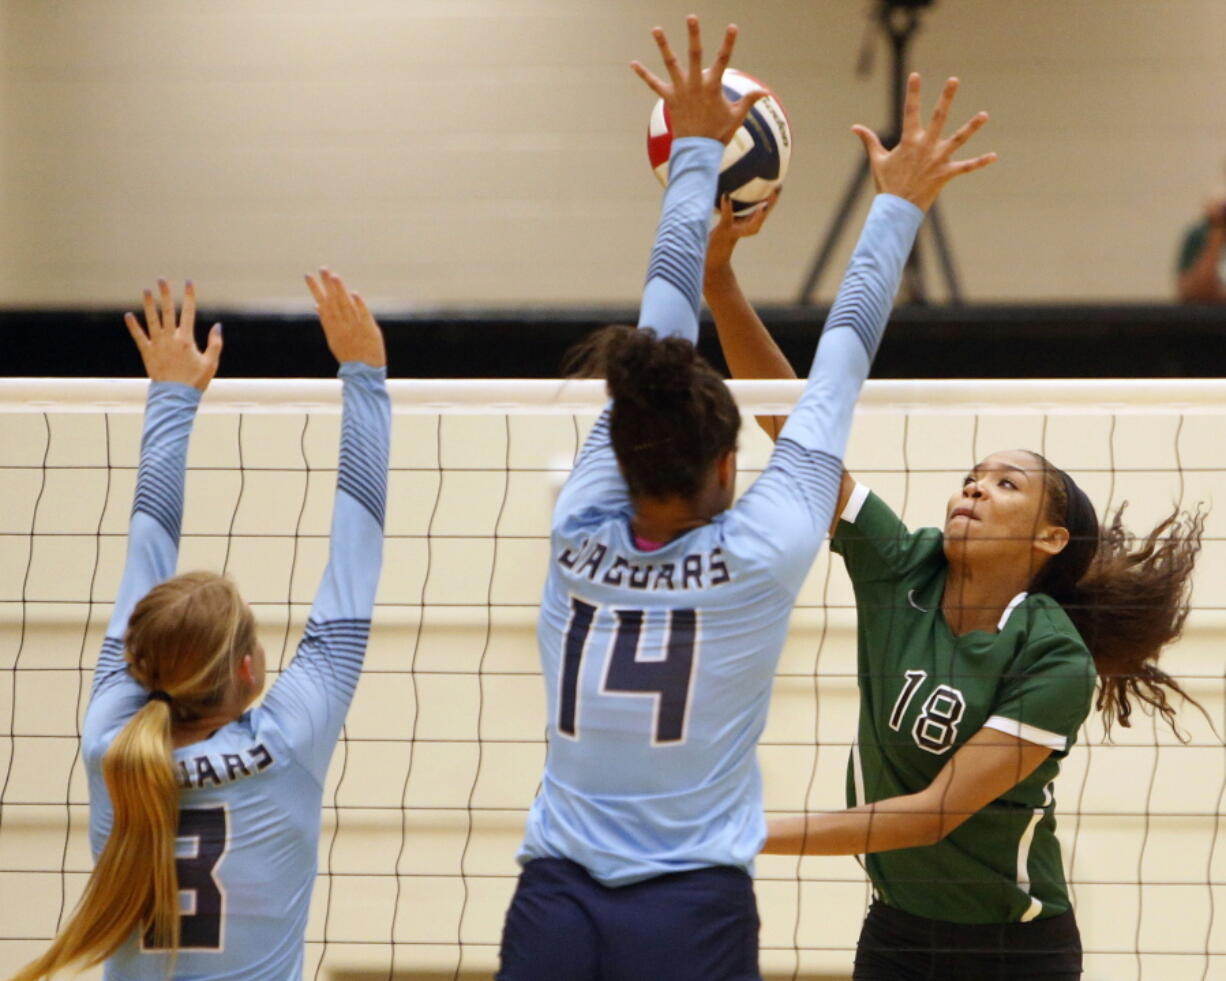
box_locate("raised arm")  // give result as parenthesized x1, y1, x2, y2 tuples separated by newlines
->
(631, 16, 765, 342)
(763, 727, 1051, 855)
(553, 18, 765, 518)
(704, 199, 854, 529)
(717, 75, 994, 538)
(259, 269, 390, 781)
(704, 192, 793, 442)
(92, 281, 222, 694)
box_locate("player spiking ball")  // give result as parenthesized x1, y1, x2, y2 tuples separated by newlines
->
(703, 71, 1207, 979)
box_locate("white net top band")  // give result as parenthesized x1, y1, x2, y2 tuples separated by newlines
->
(2, 378, 1226, 414)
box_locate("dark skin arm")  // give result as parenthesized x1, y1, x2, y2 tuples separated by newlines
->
(703, 195, 855, 534)
(705, 74, 994, 536)
(763, 726, 1052, 855)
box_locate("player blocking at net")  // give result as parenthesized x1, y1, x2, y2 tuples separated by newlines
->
(10, 271, 390, 981)
(704, 77, 1208, 980)
(495, 17, 995, 981)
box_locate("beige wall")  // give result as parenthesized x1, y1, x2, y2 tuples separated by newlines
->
(1, 0, 1225, 309)
(1, 380, 1223, 980)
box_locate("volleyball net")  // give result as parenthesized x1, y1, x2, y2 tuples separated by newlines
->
(0, 378, 1222, 981)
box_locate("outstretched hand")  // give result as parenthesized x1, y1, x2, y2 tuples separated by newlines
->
(631, 15, 766, 145)
(852, 74, 996, 212)
(124, 280, 222, 391)
(305, 268, 386, 368)
(705, 191, 780, 276)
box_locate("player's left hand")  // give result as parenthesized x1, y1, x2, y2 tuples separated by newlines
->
(305, 268, 387, 369)
(706, 190, 780, 275)
(124, 279, 223, 392)
(852, 73, 996, 212)
(631, 15, 765, 145)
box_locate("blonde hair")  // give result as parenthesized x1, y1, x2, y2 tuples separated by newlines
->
(11, 572, 256, 981)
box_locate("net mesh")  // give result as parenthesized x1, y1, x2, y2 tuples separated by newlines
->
(0, 379, 1223, 981)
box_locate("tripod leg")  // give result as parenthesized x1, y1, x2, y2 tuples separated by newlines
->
(796, 154, 872, 305)
(926, 201, 963, 304)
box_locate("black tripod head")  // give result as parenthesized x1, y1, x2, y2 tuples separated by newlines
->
(877, 0, 935, 42)
(800, 0, 961, 305)
(865, 0, 937, 139)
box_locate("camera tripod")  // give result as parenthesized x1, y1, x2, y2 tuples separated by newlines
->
(797, 0, 961, 305)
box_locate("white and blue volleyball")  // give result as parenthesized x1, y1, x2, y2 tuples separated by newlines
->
(647, 68, 792, 215)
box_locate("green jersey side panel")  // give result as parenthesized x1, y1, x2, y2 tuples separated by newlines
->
(1178, 220, 1208, 273)
(832, 488, 1095, 925)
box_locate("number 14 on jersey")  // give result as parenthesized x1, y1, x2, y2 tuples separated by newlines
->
(558, 597, 698, 745)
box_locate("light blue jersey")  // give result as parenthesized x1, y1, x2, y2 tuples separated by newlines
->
(518, 137, 925, 886)
(82, 363, 390, 980)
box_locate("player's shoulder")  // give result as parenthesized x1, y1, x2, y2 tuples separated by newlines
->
(553, 501, 631, 541)
(836, 486, 938, 544)
(1015, 591, 1079, 634)
(832, 485, 946, 583)
(897, 526, 945, 574)
(706, 506, 769, 552)
(1010, 592, 1093, 660)
(717, 489, 818, 555)
(1182, 217, 1211, 241)
(1178, 218, 1211, 267)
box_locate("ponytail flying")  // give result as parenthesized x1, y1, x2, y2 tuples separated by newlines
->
(1028, 453, 1207, 738)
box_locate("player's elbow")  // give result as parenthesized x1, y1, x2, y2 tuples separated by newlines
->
(754, 414, 785, 441)
(910, 811, 945, 848)
(909, 794, 971, 847)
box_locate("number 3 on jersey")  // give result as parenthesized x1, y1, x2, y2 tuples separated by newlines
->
(888, 669, 966, 755)
(143, 805, 227, 951)
(558, 597, 697, 745)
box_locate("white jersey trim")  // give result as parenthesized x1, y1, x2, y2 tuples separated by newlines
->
(1019, 893, 1044, 923)
(996, 591, 1028, 631)
(982, 715, 1068, 752)
(842, 482, 870, 524)
(851, 740, 865, 807)
(1015, 780, 1056, 923)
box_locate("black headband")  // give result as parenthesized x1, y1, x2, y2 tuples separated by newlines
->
(147, 690, 173, 705)
(1027, 466, 1101, 604)
(1060, 471, 1100, 550)
(1046, 469, 1100, 597)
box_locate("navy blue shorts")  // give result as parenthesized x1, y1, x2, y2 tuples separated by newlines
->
(853, 900, 1083, 980)
(497, 858, 761, 981)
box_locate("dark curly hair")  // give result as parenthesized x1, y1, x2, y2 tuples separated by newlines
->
(564, 325, 740, 500)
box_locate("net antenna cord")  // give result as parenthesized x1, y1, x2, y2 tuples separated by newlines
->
(797, 0, 960, 307)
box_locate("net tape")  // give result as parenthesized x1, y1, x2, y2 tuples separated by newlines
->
(3, 377, 1226, 415)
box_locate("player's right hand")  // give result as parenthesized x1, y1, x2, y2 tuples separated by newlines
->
(630, 15, 765, 145)
(305, 268, 387, 368)
(706, 191, 779, 276)
(852, 73, 997, 212)
(124, 279, 223, 392)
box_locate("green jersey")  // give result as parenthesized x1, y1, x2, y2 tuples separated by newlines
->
(831, 485, 1096, 925)
(1177, 218, 1226, 283)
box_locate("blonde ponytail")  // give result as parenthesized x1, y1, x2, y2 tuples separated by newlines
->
(11, 572, 255, 980)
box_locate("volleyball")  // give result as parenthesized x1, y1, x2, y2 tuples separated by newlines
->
(646, 68, 792, 215)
